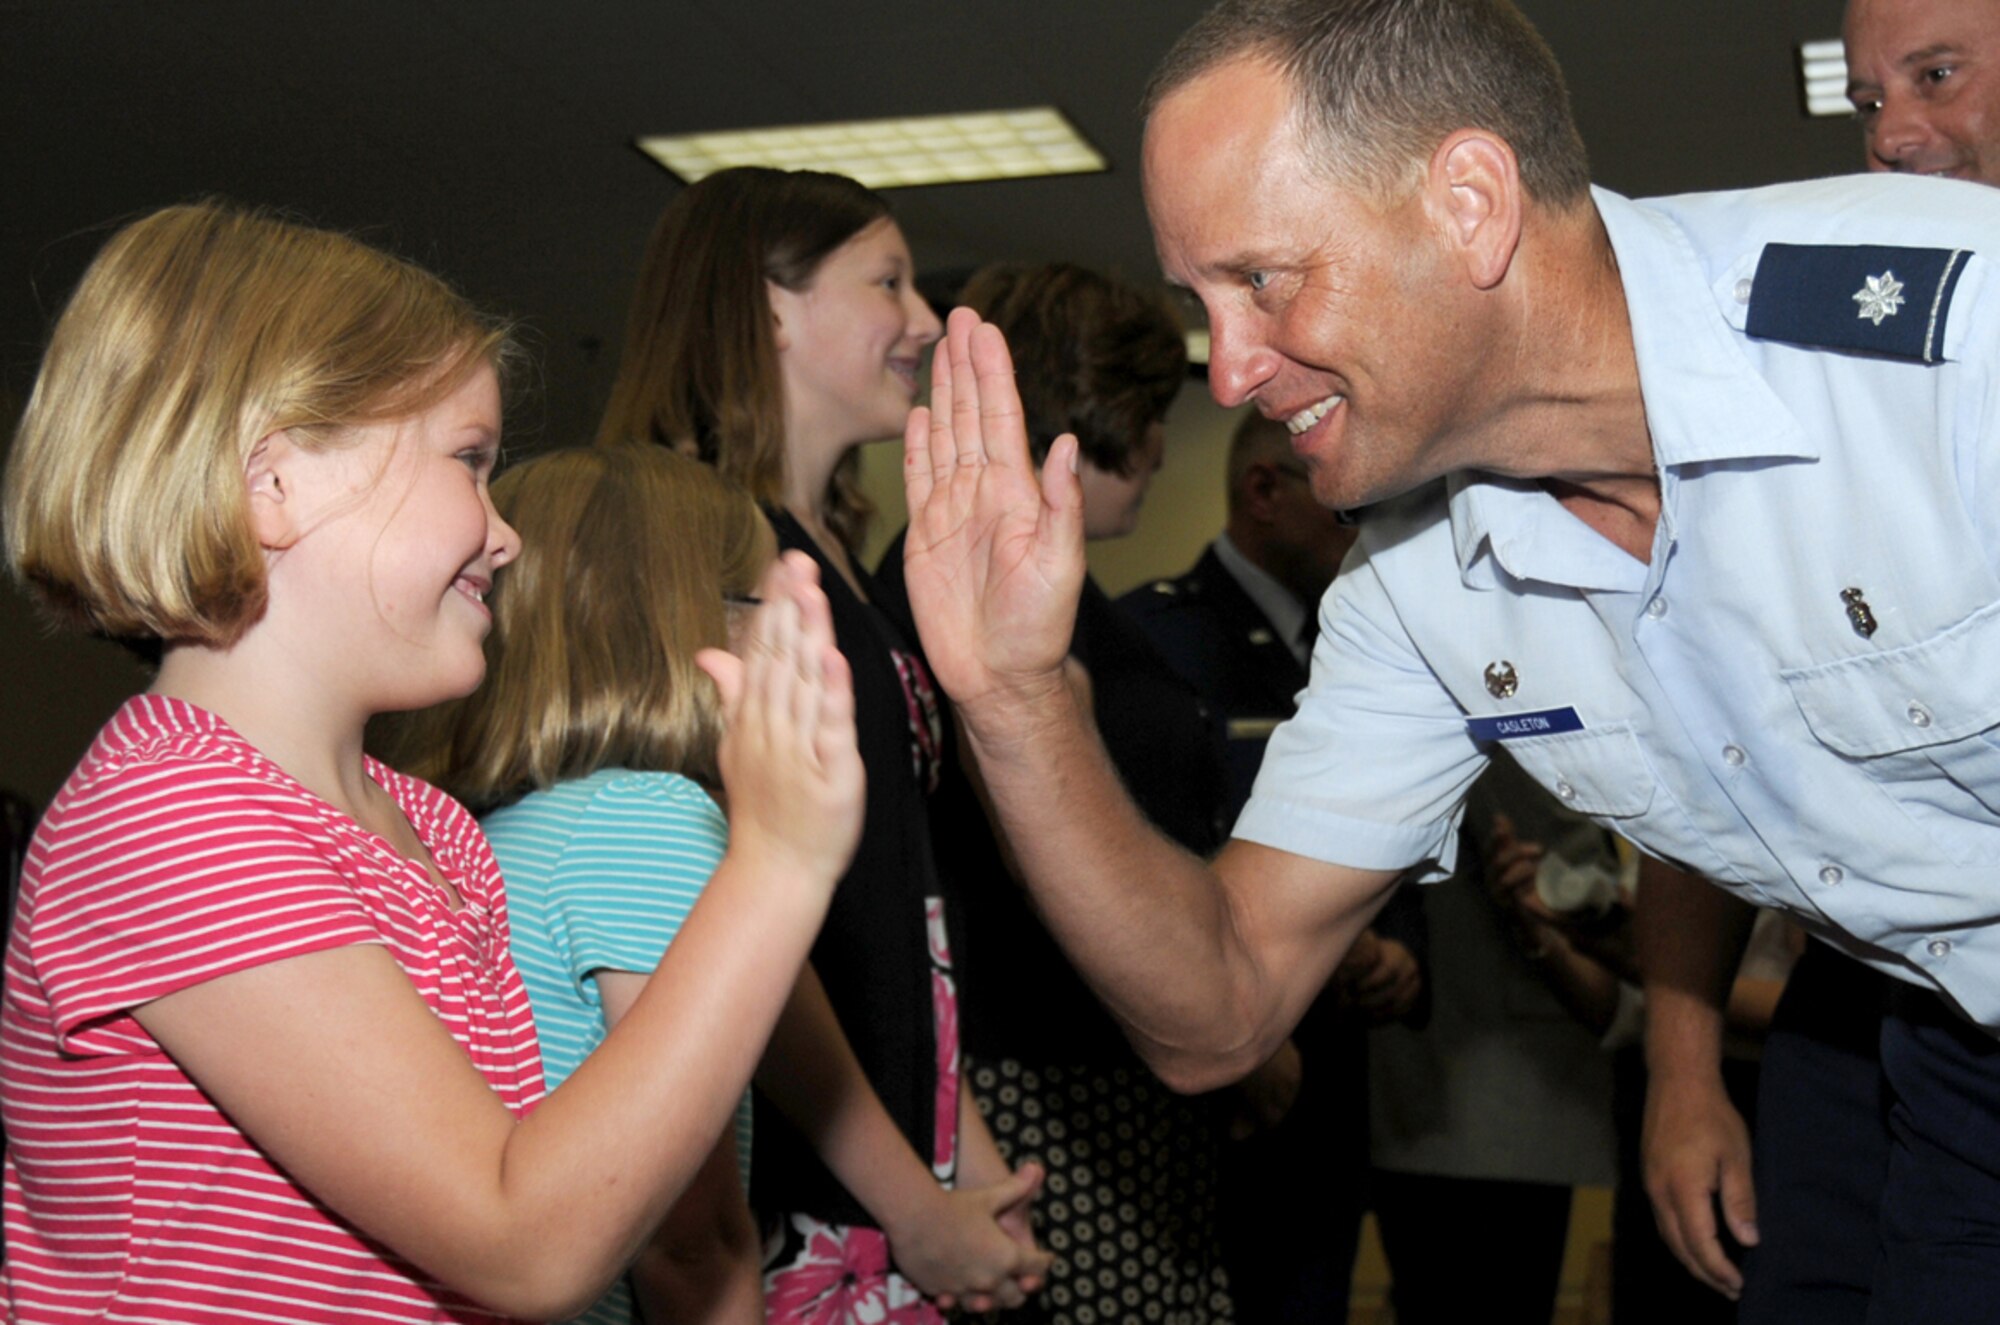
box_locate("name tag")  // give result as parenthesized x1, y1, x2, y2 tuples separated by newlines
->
(1466, 706, 1585, 743)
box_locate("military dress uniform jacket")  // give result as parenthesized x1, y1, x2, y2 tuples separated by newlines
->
(1236, 175, 2000, 1027)
(1121, 545, 1312, 819)
(1119, 544, 1430, 1017)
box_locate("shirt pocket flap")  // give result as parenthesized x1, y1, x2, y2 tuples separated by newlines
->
(1782, 598, 2000, 757)
(1504, 725, 1655, 819)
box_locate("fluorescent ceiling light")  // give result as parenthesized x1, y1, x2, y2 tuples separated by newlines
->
(637, 108, 1106, 188)
(1799, 38, 1852, 117)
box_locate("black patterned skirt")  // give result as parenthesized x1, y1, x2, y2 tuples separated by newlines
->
(970, 1057, 1234, 1325)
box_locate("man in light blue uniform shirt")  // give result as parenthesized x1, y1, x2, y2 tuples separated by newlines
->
(897, 1, 2000, 1318)
(1639, 0, 2000, 1315)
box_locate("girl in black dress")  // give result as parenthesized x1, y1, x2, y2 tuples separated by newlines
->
(876, 263, 1237, 1325)
(599, 168, 1048, 1324)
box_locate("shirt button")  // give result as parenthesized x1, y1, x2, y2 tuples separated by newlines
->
(1908, 701, 1934, 729)
(1818, 864, 1844, 887)
(1734, 278, 1754, 304)
(1645, 596, 1669, 620)
(1555, 780, 1577, 802)
(1928, 938, 1952, 959)
(1722, 744, 1747, 767)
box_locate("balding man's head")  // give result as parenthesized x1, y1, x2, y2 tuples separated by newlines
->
(1845, 0, 2000, 183)
(1227, 412, 1299, 511)
(1225, 411, 1358, 603)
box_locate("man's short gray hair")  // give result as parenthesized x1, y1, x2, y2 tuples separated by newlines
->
(1145, 0, 1591, 206)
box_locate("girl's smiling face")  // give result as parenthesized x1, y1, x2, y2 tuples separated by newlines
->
(257, 361, 521, 713)
(768, 217, 942, 453)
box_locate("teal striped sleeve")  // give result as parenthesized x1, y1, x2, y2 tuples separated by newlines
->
(549, 773, 727, 990)
(486, 769, 752, 1207)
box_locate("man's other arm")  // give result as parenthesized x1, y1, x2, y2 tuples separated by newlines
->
(1640, 858, 1760, 1300)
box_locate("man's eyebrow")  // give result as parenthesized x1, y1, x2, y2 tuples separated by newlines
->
(1187, 250, 1268, 280)
(1849, 43, 1965, 97)
(1897, 41, 1962, 70)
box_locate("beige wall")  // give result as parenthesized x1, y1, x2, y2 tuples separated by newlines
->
(858, 383, 1246, 597)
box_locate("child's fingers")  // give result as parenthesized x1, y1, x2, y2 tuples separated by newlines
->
(781, 560, 847, 762)
(787, 596, 826, 751)
(741, 573, 804, 746)
(813, 647, 860, 779)
(693, 647, 743, 713)
(980, 1161, 1044, 1216)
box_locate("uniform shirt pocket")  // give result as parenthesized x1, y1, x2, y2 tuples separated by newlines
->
(1783, 596, 2000, 820)
(1494, 724, 1656, 820)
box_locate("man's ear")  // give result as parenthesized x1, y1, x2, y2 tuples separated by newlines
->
(1242, 460, 1285, 523)
(1426, 130, 1523, 292)
(244, 430, 300, 550)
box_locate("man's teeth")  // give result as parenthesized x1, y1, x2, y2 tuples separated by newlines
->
(1286, 395, 1344, 435)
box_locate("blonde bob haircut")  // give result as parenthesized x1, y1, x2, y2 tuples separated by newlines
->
(399, 441, 775, 810)
(4, 200, 510, 646)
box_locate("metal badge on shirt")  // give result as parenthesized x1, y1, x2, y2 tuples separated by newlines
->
(1467, 659, 1585, 742)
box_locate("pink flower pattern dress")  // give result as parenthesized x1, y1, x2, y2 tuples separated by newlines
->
(759, 512, 965, 1325)
(762, 898, 960, 1324)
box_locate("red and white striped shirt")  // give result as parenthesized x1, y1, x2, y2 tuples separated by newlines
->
(1, 695, 546, 1322)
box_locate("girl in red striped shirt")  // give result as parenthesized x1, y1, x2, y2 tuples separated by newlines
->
(0, 200, 863, 1324)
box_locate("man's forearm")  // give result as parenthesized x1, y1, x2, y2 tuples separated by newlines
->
(1640, 858, 1757, 1084)
(957, 688, 1393, 1091)
(958, 688, 1259, 1084)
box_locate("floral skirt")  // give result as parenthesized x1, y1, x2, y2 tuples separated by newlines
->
(974, 1057, 1234, 1325)
(762, 1216, 947, 1325)
(764, 899, 961, 1323)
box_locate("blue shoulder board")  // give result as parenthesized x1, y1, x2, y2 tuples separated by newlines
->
(1745, 242, 1971, 365)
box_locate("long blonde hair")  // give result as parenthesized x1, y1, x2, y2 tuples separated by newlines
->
(595, 167, 892, 555)
(4, 200, 509, 646)
(394, 442, 774, 808)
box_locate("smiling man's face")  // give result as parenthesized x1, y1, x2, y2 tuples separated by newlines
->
(1846, 0, 2000, 184)
(1142, 57, 1499, 513)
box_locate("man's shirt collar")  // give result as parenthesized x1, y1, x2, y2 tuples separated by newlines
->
(1448, 186, 1817, 593)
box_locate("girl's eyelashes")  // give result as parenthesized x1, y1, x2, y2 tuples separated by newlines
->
(457, 444, 500, 476)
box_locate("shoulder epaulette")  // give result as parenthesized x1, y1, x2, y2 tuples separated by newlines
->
(1745, 242, 1971, 365)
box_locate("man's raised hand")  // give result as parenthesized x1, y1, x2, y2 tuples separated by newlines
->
(901, 307, 1085, 722)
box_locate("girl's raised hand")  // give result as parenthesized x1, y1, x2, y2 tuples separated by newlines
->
(697, 552, 865, 891)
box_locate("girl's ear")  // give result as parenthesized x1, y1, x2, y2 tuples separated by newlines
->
(245, 431, 301, 550)
(767, 279, 794, 353)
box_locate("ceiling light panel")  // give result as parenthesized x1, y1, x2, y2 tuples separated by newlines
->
(1799, 39, 1852, 117)
(637, 108, 1106, 188)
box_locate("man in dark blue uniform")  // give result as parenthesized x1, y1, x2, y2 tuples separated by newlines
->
(1123, 412, 1418, 1324)
(1123, 411, 1354, 813)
